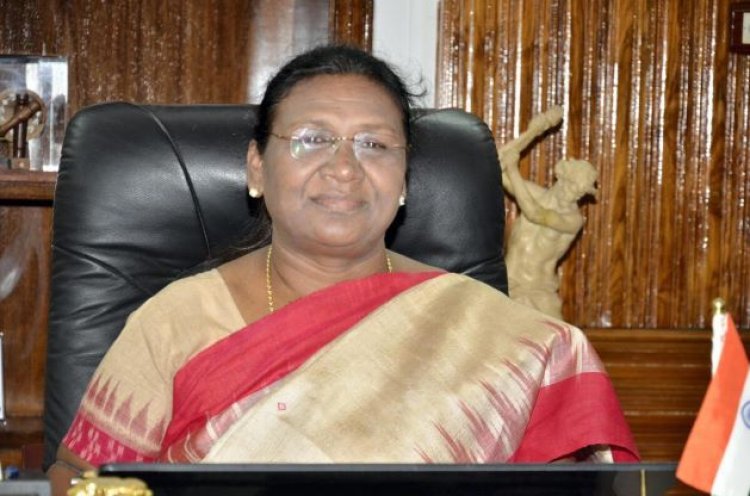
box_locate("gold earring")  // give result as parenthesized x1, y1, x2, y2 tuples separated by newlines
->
(398, 194, 406, 206)
(249, 187, 261, 198)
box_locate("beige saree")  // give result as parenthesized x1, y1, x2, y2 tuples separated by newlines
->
(64, 270, 638, 465)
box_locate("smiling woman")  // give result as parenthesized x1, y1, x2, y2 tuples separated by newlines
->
(248, 73, 408, 266)
(48, 45, 638, 495)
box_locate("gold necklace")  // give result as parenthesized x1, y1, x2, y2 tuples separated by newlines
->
(265, 245, 393, 313)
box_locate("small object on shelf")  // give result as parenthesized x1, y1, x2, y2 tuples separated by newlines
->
(2, 464, 19, 480)
(0, 92, 44, 170)
(0, 55, 67, 172)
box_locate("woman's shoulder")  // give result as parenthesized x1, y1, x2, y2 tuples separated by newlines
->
(91, 268, 246, 398)
(129, 268, 244, 334)
(140, 269, 227, 310)
(162, 267, 226, 292)
(388, 250, 442, 273)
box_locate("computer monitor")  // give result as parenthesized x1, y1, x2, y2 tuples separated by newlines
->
(100, 462, 679, 496)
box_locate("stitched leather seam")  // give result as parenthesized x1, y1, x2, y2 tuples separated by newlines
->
(131, 103, 212, 259)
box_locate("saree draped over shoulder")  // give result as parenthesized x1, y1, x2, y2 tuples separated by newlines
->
(63, 270, 639, 465)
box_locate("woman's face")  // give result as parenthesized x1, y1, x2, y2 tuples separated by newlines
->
(248, 74, 407, 257)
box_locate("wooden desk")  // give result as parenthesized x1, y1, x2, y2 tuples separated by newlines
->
(586, 328, 750, 462)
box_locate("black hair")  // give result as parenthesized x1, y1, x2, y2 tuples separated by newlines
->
(254, 44, 417, 153)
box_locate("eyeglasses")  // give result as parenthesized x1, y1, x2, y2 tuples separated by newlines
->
(270, 128, 407, 166)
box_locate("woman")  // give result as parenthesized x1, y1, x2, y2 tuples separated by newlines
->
(50, 45, 638, 488)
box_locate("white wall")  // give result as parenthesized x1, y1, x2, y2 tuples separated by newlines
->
(372, 0, 439, 108)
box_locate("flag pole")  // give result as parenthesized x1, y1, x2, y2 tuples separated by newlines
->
(712, 298, 728, 377)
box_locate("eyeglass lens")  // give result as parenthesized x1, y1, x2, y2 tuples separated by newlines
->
(288, 129, 404, 165)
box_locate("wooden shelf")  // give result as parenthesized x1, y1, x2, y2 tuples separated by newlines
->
(0, 416, 44, 445)
(0, 416, 44, 469)
(0, 169, 56, 201)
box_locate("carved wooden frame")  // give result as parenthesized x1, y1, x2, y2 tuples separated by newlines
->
(730, 1, 750, 54)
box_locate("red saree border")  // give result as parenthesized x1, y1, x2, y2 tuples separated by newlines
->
(511, 372, 639, 462)
(162, 271, 443, 451)
(64, 411, 156, 464)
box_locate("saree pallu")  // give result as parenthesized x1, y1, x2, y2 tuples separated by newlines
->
(64, 270, 639, 465)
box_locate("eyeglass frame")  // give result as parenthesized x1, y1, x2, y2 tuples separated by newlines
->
(268, 129, 409, 164)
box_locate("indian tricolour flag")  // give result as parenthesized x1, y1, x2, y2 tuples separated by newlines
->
(677, 312, 750, 496)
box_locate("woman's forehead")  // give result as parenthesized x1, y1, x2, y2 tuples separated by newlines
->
(273, 75, 404, 130)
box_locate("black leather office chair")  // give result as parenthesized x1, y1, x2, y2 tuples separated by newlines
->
(43, 102, 508, 468)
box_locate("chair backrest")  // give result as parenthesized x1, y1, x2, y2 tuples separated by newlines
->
(43, 102, 507, 467)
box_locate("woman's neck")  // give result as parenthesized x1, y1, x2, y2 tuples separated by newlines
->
(266, 241, 391, 310)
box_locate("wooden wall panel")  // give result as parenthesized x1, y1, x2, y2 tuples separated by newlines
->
(0, 203, 51, 417)
(437, 0, 750, 329)
(0, 184, 52, 467)
(246, 0, 330, 102)
(329, 0, 374, 50)
(1, 0, 252, 112)
(0, 0, 352, 114)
